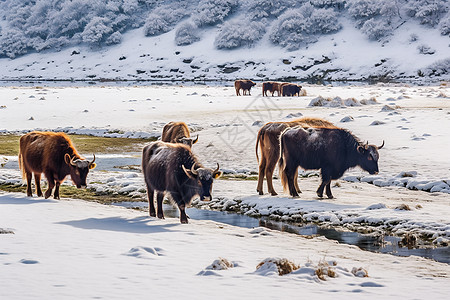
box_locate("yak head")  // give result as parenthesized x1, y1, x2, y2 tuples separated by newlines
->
(64, 153, 96, 188)
(177, 135, 199, 148)
(182, 163, 222, 201)
(357, 141, 384, 175)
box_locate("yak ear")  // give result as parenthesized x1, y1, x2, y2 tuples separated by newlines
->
(64, 153, 71, 165)
(182, 165, 196, 179)
(89, 163, 97, 170)
(213, 171, 223, 179)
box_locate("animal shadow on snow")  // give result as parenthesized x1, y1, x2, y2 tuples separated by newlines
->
(57, 216, 180, 234)
(0, 194, 57, 205)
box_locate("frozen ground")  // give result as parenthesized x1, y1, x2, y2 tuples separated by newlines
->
(1, 84, 450, 298)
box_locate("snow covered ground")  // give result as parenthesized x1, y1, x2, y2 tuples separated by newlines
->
(1, 84, 450, 298)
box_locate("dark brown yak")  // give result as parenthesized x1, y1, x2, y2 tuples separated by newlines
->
(281, 83, 302, 96)
(161, 121, 198, 148)
(256, 117, 336, 196)
(142, 141, 222, 223)
(279, 126, 384, 198)
(234, 79, 256, 96)
(262, 81, 283, 96)
(18, 131, 96, 199)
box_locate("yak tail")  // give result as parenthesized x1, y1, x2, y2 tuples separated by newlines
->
(278, 128, 289, 192)
(18, 141, 26, 181)
(255, 126, 264, 163)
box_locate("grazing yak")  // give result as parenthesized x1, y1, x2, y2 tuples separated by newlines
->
(262, 81, 283, 96)
(161, 121, 198, 148)
(256, 117, 336, 196)
(281, 83, 302, 96)
(18, 131, 96, 199)
(234, 79, 256, 96)
(279, 126, 384, 198)
(142, 141, 222, 223)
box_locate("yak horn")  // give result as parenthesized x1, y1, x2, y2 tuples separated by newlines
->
(90, 154, 96, 165)
(378, 140, 385, 149)
(213, 163, 220, 174)
(193, 135, 199, 144)
(70, 156, 77, 166)
(191, 163, 198, 175)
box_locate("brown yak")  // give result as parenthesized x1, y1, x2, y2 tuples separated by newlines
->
(161, 121, 198, 148)
(234, 79, 256, 96)
(262, 81, 283, 96)
(256, 117, 336, 196)
(18, 131, 96, 199)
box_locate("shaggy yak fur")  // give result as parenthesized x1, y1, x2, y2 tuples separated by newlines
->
(256, 117, 336, 196)
(161, 121, 198, 148)
(279, 126, 384, 198)
(18, 131, 96, 199)
(142, 141, 222, 223)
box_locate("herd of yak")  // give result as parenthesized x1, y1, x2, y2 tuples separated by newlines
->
(16, 82, 383, 223)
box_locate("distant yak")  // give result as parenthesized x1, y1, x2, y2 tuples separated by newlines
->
(234, 79, 256, 96)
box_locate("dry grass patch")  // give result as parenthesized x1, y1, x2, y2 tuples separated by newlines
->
(256, 258, 300, 276)
(207, 258, 234, 270)
(314, 260, 337, 281)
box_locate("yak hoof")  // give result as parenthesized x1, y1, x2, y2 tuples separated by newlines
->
(270, 191, 278, 196)
(257, 190, 263, 195)
(327, 195, 334, 199)
(316, 193, 324, 198)
(180, 218, 189, 224)
(157, 214, 164, 219)
(149, 212, 156, 217)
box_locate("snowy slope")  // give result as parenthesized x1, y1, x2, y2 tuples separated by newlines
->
(0, 2, 449, 83)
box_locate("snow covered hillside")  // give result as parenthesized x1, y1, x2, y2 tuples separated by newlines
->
(0, 0, 449, 83)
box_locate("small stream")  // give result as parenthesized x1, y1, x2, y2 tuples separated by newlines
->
(160, 204, 450, 264)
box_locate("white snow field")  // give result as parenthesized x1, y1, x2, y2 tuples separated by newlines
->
(1, 84, 450, 299)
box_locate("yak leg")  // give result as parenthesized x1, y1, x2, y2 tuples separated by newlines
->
(156, 192, 165, 219)
(145, 184, 156, 217)
(172, 194, 188, 223)
(316, 179, 331, 198)
(256, 157, 267, 195)
(317, 170, 332, 198)
(284, 166, 299, 198)
(235, 88, 240, 96)
(178, 203, 188, 224)
(34, 173, 43, 197)
(44, 173, 55, 199)
(25, 171, 33, 197)
(54, 181, 62, 200)
(325, 182, 334, 199)
(266, 158, 278, 196)
(294, 167, 302, 194)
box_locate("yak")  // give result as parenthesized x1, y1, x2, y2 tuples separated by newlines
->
(142, 141, 222, 223)
(161, 121, 198, 148)
(18, 131, 96, 199)
(279, 126, 384, 199)
(234, 79, 256, 96)
(262, 81, 283, 97)
(256, 117, 336, 196)
(281, 83, 302, 97)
